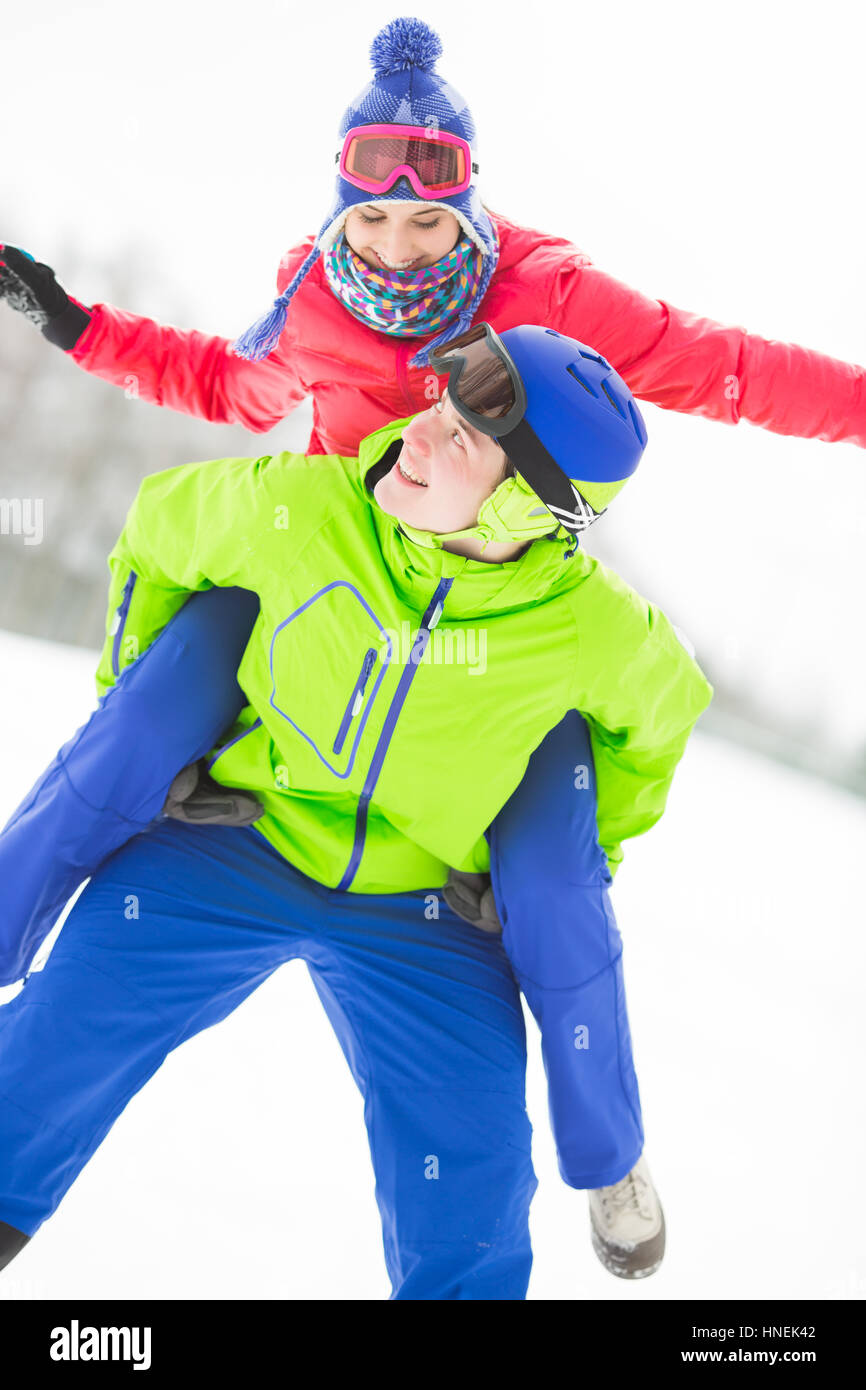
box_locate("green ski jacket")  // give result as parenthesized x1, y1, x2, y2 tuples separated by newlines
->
(95, 416, 714, 894)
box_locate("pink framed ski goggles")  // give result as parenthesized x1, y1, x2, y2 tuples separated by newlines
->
(338, 124, 475, 198)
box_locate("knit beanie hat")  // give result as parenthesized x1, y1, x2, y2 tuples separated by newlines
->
(232, 17, 498, 364)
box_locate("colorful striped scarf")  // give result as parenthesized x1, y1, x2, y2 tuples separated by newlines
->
(322, 230, 492, 363)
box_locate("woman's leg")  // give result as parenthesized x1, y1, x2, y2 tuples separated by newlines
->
(487, 709, 645, 1189)
(303, 887, 539, 1300)
(0, 586, 260, 986)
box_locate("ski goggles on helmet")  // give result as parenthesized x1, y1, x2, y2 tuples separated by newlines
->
(338, 124, 475, 198)
(430, 323, 604, 536)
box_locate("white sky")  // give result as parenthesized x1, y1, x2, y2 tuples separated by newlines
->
(2, 0, 866, 754)
(3, 0, 863, 347)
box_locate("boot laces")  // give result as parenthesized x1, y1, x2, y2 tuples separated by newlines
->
(602, 1167, 652, 1218)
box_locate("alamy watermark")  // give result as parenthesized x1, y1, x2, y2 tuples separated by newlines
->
(50, 1319, 151, 1370)
(0, 497, 43, 545)
(379, 621, 487, 675)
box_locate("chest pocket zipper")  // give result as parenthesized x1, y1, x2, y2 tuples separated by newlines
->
(109, 570, 138, 678)
(269, 581, 392, 779)
(333, 647, 378, 755)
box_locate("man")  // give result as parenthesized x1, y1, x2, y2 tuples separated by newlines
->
(0, 324, 712, 1297)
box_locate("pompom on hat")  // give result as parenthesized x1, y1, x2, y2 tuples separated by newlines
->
(231, 17, 498, 365)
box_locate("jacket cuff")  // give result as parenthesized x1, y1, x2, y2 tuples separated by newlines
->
(42, 296, 93, 351)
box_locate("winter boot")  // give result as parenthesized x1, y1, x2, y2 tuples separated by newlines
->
(0, 1219, 30, 1271)
(588, 1153, 665, 1278)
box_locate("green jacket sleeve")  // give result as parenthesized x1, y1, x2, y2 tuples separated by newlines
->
(572, 561, 714, 878)
(94, 453, 280, 698)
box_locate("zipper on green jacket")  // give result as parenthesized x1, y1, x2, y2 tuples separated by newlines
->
(109, 571, 138, 678)
(334, 577, 453, 892)
(333, 647, 378, 756)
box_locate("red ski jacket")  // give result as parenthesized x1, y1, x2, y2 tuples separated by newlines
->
(69, 210, 866, 456)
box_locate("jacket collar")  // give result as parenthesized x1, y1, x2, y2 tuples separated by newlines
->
(356, 418, 578, 619)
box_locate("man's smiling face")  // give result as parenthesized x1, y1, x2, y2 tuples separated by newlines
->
(373, 391, 511, 536)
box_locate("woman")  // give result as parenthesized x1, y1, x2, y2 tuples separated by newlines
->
(0, 16, 861, 1275)
(0, 322, 712, 1298)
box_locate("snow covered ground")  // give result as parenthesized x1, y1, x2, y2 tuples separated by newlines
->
(0, 626, 863, 1302)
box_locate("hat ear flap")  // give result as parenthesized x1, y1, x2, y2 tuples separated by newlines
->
(231, 245, 322, 361)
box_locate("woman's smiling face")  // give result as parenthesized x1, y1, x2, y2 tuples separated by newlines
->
(373, 390, 511, 537)
(344, 202, 462, 271)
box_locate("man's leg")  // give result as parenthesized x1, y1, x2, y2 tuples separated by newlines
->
(487, 708, 645, 1189)
(301, 888, 538, 1300)
(0, 586, 260, 986)
(0, 818, 308, 1256)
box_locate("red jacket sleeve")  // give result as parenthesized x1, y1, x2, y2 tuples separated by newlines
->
(67, 246, 310, 435)
(548, 255, 866, 448)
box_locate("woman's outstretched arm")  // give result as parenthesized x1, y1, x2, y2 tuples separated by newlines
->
(0, 241, 310, 434)
(548, 252, 866, 449)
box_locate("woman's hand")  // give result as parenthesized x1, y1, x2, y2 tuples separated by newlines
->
(163, 760, 265, 827)
(442, 867, 503, 934)
(0, 244, 92, 348)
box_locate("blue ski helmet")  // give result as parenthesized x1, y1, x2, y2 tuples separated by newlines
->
(417, 323, 647, 552)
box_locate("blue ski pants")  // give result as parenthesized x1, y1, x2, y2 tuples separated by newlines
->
(0, 817, 539, 1298)
(0, 587, 644, 1211)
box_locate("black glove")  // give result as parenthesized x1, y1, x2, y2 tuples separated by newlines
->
(0, 244, 92, 349)
(441, 867, 503, 934)
(162, 760, 265, 827)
